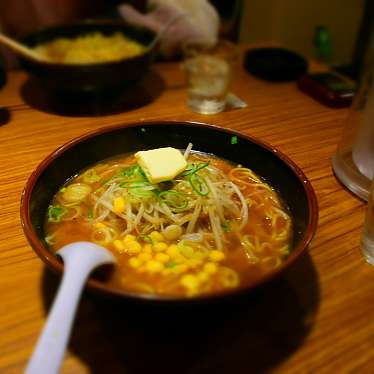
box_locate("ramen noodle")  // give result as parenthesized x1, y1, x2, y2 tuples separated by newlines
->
(44, 147, 293, 297)
(33, 32, 147, 64)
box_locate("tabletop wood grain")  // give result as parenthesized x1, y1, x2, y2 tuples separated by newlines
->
(0, 52, 373, 374)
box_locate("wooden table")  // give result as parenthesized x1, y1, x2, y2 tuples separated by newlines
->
(0, 55, 373, 374)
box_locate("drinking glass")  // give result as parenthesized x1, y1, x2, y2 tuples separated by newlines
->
(332, 36, 374, 201)
(183, 40, 237, 115)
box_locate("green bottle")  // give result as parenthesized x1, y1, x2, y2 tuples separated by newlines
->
(314, 26, 332, 63)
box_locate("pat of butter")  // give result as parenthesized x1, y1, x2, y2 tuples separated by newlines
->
(135, 147, 187, 184)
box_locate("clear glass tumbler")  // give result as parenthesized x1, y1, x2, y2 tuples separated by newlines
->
(361, 179, 374, 265)
(183, 40, 237, 115)
(332, 37, 374, 201)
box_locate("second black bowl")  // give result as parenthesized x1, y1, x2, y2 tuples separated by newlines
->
(20, 20, 157, 93)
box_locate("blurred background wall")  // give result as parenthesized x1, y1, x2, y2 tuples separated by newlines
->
(238, 0, 366, 67)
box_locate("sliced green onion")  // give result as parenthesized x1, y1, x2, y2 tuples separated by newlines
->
(165, 261, 177, 268)
(181, 163, 195, 176)
(138, 233, 153, 244)
(222, 220, 231, 232)
(181, 162, 210, 176)
(159, 190, 189, 210)
(83, 169, 101, 184)
(120, 181, 155, 189)
(189, 174, 209, 196)
(120, 165, 138, 177)
(47, 205, 67, 222)
(102, 178, 112, 186)
(128, 188, 155, 198)
(119, 165, 147, 180)
(45, 234, 56, 246)
(231, 136, 238, 145)
(119, 179, 158, 198)
(194, 162, 210, 173)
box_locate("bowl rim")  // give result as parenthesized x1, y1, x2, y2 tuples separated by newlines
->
(20, 120, 319, 302)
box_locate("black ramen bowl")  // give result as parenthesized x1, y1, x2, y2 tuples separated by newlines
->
(20, 121, 318, 303)
(19, 20, 157, 93)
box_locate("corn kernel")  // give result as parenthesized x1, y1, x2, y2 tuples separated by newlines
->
(162, 268, 172, 276)
(155, 252, 170, 263)
(113, 239, 126, 253)
(179, 244, 194, 258)
(220, 267, 239, 288)
(143, 244, 152, 253)
(166, 244, 180, 258)
(153, 242, 168, 252)
(188, 258, 203, 268)
(197, 271, 210, 283)
(95, 222, 106, 229)
(145, 260, 164, 272)
(128, 257, 142, 269)
(180, 274, 199, 290)
(163, 225, 183, 241)
(126, 241, 142, 254)
(209, 250, 225, 262)
(175, 254, 187, 263)
(174, 264, 189, 274)
(138, 252, 152, 262)
(113, 197, 125, 214)
(150, 231, 164, 243)
(203, 262, 218, 274)
(123, 234, 136, 243)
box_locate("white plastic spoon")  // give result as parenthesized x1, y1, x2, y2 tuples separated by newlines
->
(25, 241, 116, 374)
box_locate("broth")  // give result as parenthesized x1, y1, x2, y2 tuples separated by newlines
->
(45, 151, 292, 297)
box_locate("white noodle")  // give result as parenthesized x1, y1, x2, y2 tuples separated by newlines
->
(241, 235, 260, 263)
(62, 206, 81, 221)
(205, 177, 225, 221)
(184, 143, 193, 159)
(155, 202, 180, 223)
(175, 213, 193, 226)
(181, 233, 204, 242)
(186, 202, 202, 233)
(208, 205, 223, 250)
(230, 182, 248, 230)
(272, 205, 290, 221)
(134, 203, 145, 230)
(143, 211, 165, 225)
(75, 153, 293, 258)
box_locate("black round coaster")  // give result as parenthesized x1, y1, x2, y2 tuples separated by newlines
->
(244, 47, 308, 81)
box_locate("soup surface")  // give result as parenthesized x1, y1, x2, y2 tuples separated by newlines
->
(33, 32, 146, 64)
(45, 149, 292, 297)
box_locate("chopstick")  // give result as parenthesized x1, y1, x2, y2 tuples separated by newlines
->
(0, 33, 48, 63)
